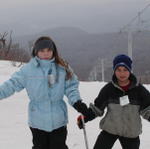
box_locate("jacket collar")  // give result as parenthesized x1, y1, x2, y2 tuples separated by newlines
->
(30, 57, 55, 67)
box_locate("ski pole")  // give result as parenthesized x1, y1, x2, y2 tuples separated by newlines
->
(81, 115, 89, 149)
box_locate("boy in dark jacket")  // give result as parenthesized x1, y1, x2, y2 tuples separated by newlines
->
(77, 54, 150, 149)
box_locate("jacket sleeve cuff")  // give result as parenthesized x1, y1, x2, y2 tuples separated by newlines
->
(140, 106, 150, 120)
(89, 103, 104, 117)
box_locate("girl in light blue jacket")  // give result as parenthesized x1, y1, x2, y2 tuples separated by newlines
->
(0, 36, 90, 149)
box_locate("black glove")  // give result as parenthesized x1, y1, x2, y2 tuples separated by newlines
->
(74, 100, 96, 129)
(73, 100, 89, 116)
(73, 100, 96, 119)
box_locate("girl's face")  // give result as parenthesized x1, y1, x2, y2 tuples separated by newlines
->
(115, 66, 130, 84)
(37, 48, 53, 60)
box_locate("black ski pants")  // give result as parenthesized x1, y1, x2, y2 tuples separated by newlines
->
(94, 130, 140, 149)
(30, 126, 68, 149)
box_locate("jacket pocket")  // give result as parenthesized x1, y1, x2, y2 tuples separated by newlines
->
(52, 101, 68, 126)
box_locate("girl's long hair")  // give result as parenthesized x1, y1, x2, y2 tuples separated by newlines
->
(33, 36, 73, 80)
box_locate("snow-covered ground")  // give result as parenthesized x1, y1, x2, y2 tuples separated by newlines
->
(0, 60, 150, 149)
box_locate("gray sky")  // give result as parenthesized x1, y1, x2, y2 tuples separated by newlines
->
(0, 0, 150, 36)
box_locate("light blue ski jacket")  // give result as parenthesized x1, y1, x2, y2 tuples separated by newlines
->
(0, 57, 81, 132)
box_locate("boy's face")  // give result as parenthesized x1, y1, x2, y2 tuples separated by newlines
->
(37, 48, 53, 60)
(115, 66, 130, 84)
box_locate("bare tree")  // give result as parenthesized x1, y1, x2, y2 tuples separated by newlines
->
(0, 31, 13, 59)
(0, 32, 8, 49)
(0, 31, 30, 65)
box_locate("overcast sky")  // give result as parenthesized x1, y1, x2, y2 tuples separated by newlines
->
(0, 0, 150, 36)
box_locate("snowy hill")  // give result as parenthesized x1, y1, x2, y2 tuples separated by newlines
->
(0, 60, 150, 149)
